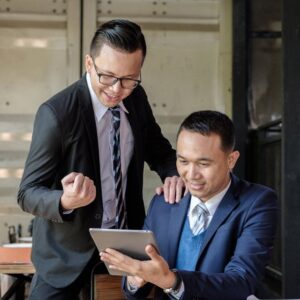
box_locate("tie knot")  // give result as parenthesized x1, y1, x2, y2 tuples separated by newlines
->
(109, 106, 120, 112)
(109, 106, 120, 123)
(192, 202, 209, 217)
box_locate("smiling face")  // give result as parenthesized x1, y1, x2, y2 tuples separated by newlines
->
(176, 130, 239, 202)
(85, 43, 143, 108)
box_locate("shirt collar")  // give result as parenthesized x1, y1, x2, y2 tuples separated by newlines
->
(86, 73, 129, 123)
(189, 180, 231, 217)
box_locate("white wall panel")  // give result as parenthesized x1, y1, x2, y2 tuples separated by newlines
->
(96, 0, 219, 24)
(0, 0, 67, 15)
(0, 0, 80, 244)
(143, 28, 220, 116)
(0, 27, 67, 114)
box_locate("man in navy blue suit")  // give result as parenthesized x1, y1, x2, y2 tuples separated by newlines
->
(101, 110, 278, 300)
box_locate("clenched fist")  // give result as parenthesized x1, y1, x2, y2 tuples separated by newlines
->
(60, 172, 96, 210)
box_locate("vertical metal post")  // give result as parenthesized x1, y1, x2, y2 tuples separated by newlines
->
(282, 0, 300, 297)
(232, 0, 248, 178)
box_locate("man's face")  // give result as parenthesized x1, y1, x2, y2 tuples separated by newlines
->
(85, 43, 143, 108)
(176, 130, 239, 202)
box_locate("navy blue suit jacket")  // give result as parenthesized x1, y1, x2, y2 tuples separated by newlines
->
(124, 174, 277, 300)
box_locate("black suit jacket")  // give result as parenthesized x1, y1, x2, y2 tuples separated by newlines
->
(18, 75, 177, 287)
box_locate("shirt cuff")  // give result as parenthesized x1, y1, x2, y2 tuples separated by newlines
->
(62, 209, 73, 214)
(169, 281, 184, 299)
(126, 279, 139, 294)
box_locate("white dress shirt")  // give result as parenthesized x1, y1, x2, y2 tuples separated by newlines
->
(188, 180, 231, 231)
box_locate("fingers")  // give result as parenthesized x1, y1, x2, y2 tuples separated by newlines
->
(100, 248, 136, 274)
(74, 175, 95, 200)
(155, 186, 163, 195)
(61, 172, 96, 210)
(175, 177, 185, 203)
(88, 181, 96, 201)
(162, 176, 185, 204)
(73, 174, 85, 193)
(100, 248, 125, 265)
(77, 176, 92, 198)
(163, 177, 172, 203)
(145, 244, 160, 261)
(61, 172, 79, 186)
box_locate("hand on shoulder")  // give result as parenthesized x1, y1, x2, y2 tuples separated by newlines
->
(155, 176, 187, 204)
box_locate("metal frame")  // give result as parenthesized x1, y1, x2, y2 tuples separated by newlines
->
(233, 0, 300, 297)
(232, 0, 248, 178)
(282, 0, 300, 297)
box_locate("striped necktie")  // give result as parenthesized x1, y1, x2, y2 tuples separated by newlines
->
(109, 106, 127, 229)
(190, 202, 210, 235)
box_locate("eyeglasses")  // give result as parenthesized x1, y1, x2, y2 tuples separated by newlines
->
(92, 59, 141, 90)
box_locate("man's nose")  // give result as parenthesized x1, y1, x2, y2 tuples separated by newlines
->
(187, 165, 200, 179)
(110, 79, 122, 92)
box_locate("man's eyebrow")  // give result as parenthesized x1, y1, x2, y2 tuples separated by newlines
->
(176, 154, 213, 162)
(96, 68, 138, 78)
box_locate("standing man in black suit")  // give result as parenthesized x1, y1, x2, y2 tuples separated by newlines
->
(17, 19, 183, 299)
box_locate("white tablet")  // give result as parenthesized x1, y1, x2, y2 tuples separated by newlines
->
(89, 228, 159, 276)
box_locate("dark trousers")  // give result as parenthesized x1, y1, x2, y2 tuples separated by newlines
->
(28, 251, 107, 300)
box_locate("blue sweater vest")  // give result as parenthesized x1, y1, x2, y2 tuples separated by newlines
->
(175, 217, 206, 271)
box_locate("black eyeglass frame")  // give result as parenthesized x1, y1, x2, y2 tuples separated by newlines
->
(91, 59, 141, 90)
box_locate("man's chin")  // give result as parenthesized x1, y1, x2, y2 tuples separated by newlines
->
(101, 94, 123, 107)
(189, 188, 207, 200)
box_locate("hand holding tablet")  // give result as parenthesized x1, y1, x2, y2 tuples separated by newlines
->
(89, 228, 159, 276)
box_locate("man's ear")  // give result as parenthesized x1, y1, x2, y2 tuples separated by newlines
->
(85, 55, 93, 73)
(228, 151, 240, 171)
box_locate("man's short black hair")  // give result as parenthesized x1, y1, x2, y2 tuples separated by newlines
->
(90, 19, 146, 60)
(177, 110, 236, 152)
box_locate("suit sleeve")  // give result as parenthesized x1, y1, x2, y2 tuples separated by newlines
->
(17, 103, 65, 222)
(178, 189, 278, 300)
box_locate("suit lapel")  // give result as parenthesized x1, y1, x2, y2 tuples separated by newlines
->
(197, 175, 241, 258)
(167, 194, 191, 267)
(78, 77, 101, 191)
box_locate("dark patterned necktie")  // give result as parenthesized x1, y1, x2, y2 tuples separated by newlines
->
(109, 106, 127, 229)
